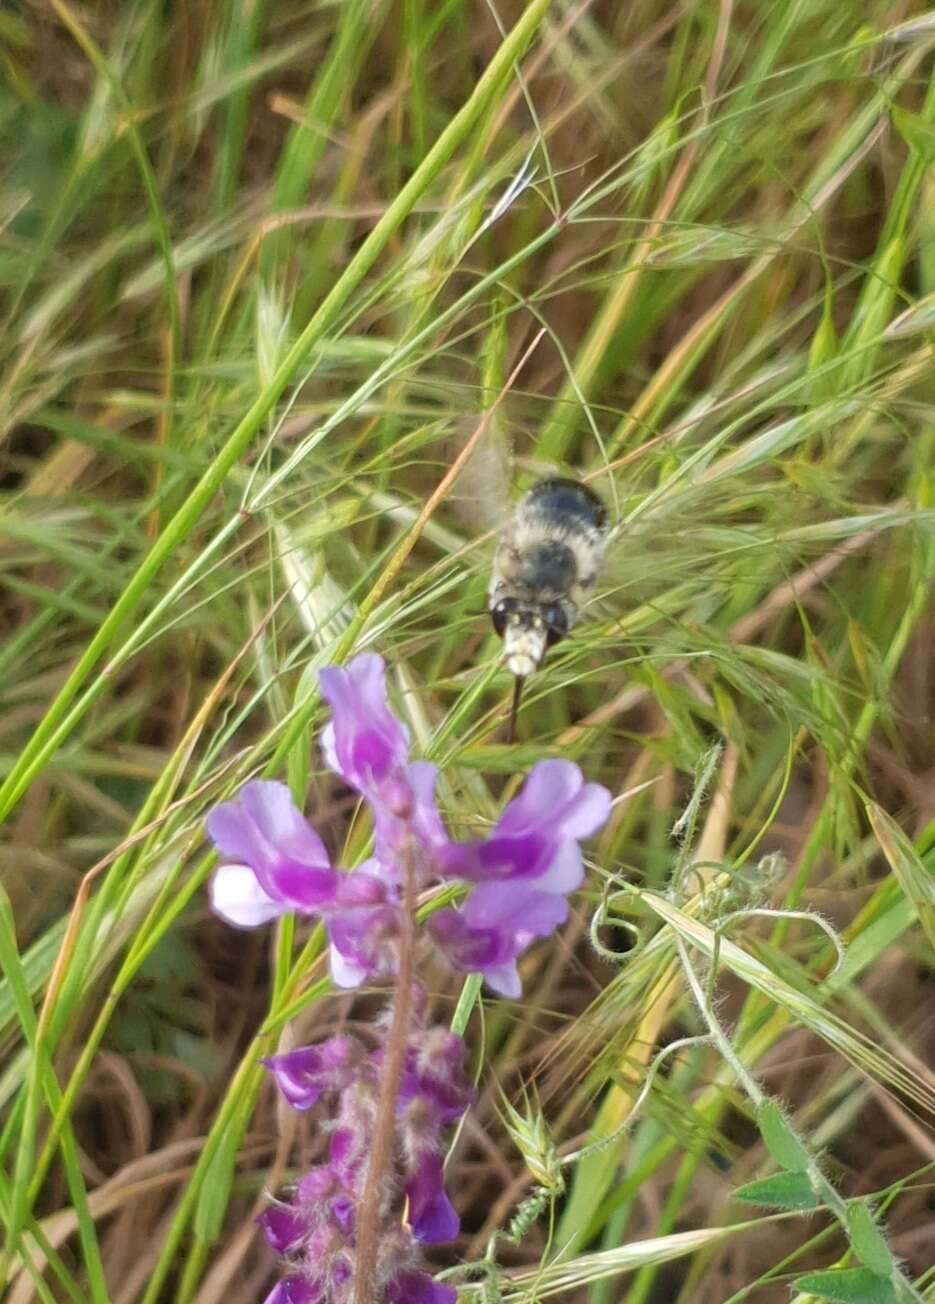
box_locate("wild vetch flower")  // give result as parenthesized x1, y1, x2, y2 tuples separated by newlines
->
(318, 654, 411, 810)
(206, 659, 611, 995)
(440, 758, 611, 890)
(205, 653, 610, 1300)
(261, 1036, 361, 1111)
(426, 882, 573, 998)
(428, 759, 612, 996)
(257, 1023, 471, 1304)
(207, 780, 341, 928)
(319, 656, 448, 876)
(206, 782, 400, 987)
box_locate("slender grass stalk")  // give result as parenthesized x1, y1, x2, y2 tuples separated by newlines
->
(352, 850, 417, 1304)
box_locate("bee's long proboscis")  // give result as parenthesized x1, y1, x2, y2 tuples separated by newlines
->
(507, 675, 525, 744)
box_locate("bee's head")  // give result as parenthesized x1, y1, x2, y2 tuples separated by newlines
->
(491, 598, 568, 677)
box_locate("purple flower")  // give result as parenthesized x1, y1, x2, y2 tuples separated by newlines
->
(440, 759, 611, 891)
(325, 1126, 363, 1181)
(429, 881, 573, 998)
(205, 777, 409, 990)
(405, 1152, 460, 1243)
(258, 1159, 358, 1296)
(386, 1272, 457, 1304)
(389, 1032, 473, 1246)
(326, 864, 401, 988)
(373, 759, 450, 872)
(319, 654, 411, 811)
(259, 1205, 306, 1254)
(429, 760, 611, 996)
(261, 1277, 321, 1304)
(207, 781, 339, 927)
(319, 657, 450, 878)
(262, 1037, 361, 1110)
(399, 1030, 475, 1126)
(208, 661, 613, 1304)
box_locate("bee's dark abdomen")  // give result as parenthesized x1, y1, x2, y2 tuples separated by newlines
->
(519, 540, 576, 594)
(523, 478, 607, 532)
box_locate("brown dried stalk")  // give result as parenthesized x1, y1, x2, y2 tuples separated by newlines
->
(352, 848, 417, 1304)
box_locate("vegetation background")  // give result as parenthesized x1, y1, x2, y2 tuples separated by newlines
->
(1, 0, 934, 1301)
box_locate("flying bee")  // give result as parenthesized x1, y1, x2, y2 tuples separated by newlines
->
(489, 477, 609, 738)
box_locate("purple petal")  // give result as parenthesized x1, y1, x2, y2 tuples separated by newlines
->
(327, 898, 400, 987)
(296, 1166, 337, 1202)
(262, 1038, 358, 1110)
(398, 1032, 475, 1123)
(241, 782, 331, 866)
(438, 762, 609, 889)
(206, 781, 338, 913)
(461, 882, 569, 936)
(261, 861, 340, 913)
(210, 864, 286, 928)
(326, 874, 396, 988)
(374, 761, 450, 872)
(387, 1272, 457, 1304)
(428, 907, 503, 970)
(261, 1276, 321, 1304)
(405, 761, 449, 851)
(207, 782, 326, 868)
(496, 759, 583, 835)
(430, 884, 570, 995)
(406, 1152, 460, 1243)
(319, 655, 410, 799)
(330, 1193, 354, 1235)
(206, 802, 262, 863)
(559, 780, 612, 839)
(327, 1128, 356, 1171)
(258, 1205, 305, 1253)
(497, 760, 611, 841)
(434, 840, 481, 881)
(331, 1259, 352, 1287)
(438, 831, 550, 883)
(334, 867, 389, 907)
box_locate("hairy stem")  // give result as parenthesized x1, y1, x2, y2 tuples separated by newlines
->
(353, 851, 417, 1304)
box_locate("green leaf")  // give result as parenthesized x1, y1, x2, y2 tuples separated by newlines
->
(792, 1268, 897, 1304)
(867, 803, 935, 956)
(891, 106, 935, 161)
(193, 1124, 241, 1241)
(885, 291, 935, 338)
(839, 237, 904, 388)
(808, 291, 839, 402)
(734, 1171, 820, 1210)
(846, 1202, 894, 1277)
(757, 1100, 811, 1172)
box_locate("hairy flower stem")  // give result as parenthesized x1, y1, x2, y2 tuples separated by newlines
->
(353, 847, 417, 1304)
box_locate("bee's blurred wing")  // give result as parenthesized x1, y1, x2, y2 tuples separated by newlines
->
(445, 413, 512, 534)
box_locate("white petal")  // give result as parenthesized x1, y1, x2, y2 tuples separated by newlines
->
(320, 722, 340, 775)
(329, 943, 366, 989)
(483, 962, 522, 998)
(210, 865, 285, 928)
(561, 782, 612, 839)
(534, 839, 584, 894)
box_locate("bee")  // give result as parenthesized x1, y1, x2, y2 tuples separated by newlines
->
(489, 477, 609, 737)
